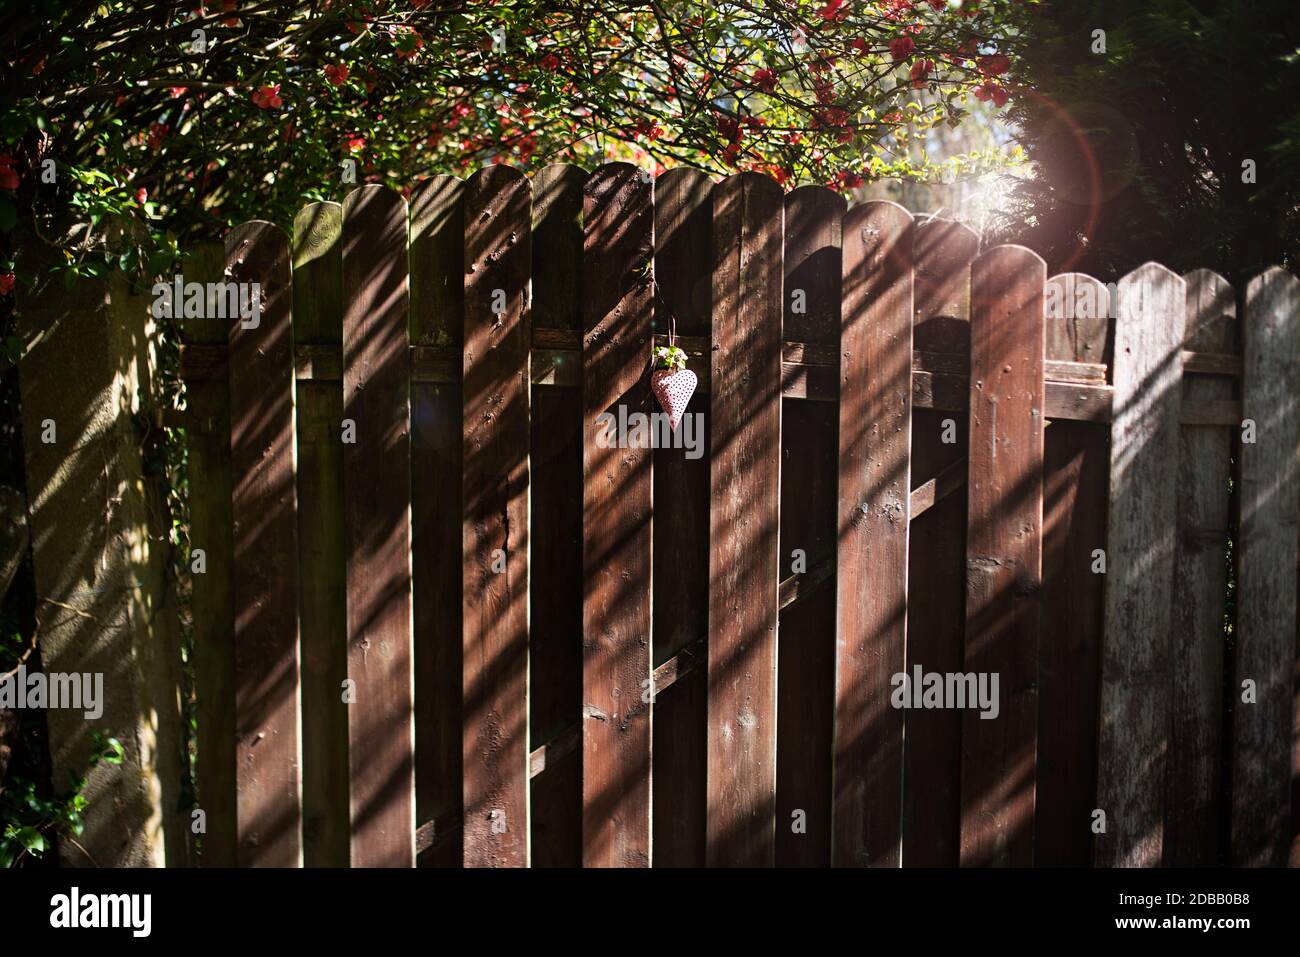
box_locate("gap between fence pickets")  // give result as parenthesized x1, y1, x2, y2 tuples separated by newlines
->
(175, 335, 1244, 427)
(411, 456, 966, 857)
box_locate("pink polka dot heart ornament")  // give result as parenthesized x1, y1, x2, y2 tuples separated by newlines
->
(650, 344, 697, 433)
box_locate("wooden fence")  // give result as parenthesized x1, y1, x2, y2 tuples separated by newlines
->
(176, 163, 1300, 867)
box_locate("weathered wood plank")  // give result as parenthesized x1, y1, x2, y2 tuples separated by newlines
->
(1095, 263, 1186, 867)
(580, 163, 654, 867)
(1166, 269, 1235, 866)
(777, 185, 842, 867)
(833, 200, 912, 867)
(185, 242, 238, 866)
(1231, 267, 1300, 866)
(960, 244, 1045, 868)
(528, 163, 586, 868)
(291, 202, 350, 867)
(707, 172, 783, 866)
(225, 221, 303, 867)
(341, 185, 415, 867)
(462, 166, 531, 867)
(652, 166, 713, 866)
(902, 219, 977, 866)
(1037, 273, 1109, 867)
(409, 175, 466, 867)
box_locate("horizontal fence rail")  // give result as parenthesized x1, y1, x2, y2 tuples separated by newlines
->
(174, 163, 1300, 867)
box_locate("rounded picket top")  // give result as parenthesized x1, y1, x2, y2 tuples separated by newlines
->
(655, 167, 714, 335)
(910, 217, 980, 354)
(409, 176, 466, 347)
(1117, 260, 1185, 296)
(1182, 269, 1235, 352)
(717, 168, 785, 204)
(843, 201, 914, 281)
(224, 221, 291, 340)
(1244, 267, 1300, 356)
(1045, 271, 1110, 362)
(584, 161, 651, 207)
(913, 215, 979, 259)
(1245, 264, 1300, 300)
(465, 161, 530, 197)
(533, 160, 590, 182)
(291, 202, 343, 346)
(410, 173, 463, 230)
(973, 242, 1047, 272)
(293, 201, 342, 268)
(971, 245, 1047, 341)
(532, 162, 589, 219)
(1116, 261, 1186, 328)
(226, 218, 289, 257)
(785, 182, 846, 215)
(464, 164, 532, 251)
(655, 165, 714, 196)
(342, 181, 410, 222)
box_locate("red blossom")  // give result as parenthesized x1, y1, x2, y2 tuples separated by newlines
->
(324, 63, 349, 86)
(889, 35, 916, 60)
(0, 154, 19, 190)
(752, 68, 778, 93)
(135, 187, 148, 203)
(147, 122, 170, 150)
(974, 81, 1008, 107)
(0, 273, 14, 296)
(819, 0, 847, 22)
(978, 53, 1010, 75)
(251, 84, 282, 109)
(910, 58, 935, 87)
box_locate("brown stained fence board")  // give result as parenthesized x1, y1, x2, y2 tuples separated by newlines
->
(529, 163, 586, 868)
(777, 185, 843, 867)
(341, 185, 415, 867)
(580, 163, 653, 867)
(707, 172, 783, 867)
(1231, 267, 1300, 867)
(832, 201, 912, 867)
(1037, 273, 1109, 867)
(652, 167, 713, 866)
(902, 220, 977, 866)
(409, 175, 466, 867)
(533, 164, 587, 333)
(960, 245, 1046, 868)
(462, 166, 531, 867)
(185, 242, 237, 866)
(291, 202, 350, 867)
(225, 221, 303, 867)
(1095, 263, 1187, 867)
(1166, 269, 1236, 866)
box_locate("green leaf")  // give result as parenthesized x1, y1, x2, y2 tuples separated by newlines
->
(16, 827, 47, 853)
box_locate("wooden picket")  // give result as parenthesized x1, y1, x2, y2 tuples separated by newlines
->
(225, 221, 303, 868)
(1095, 265, 1187, 867)
(1037, 273, 1109, 867)
(175, 163, 1300, 869)
(960, 245, 1045, 867)
(580, 164, 653, 867)
(903, 219, 977, 866)
(461, 167, 531, 867)
(706, 173, 784, 867)
(291, 201, 350, 867)
(833, 201, 912, 867)
(341, 185, 415, 867)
